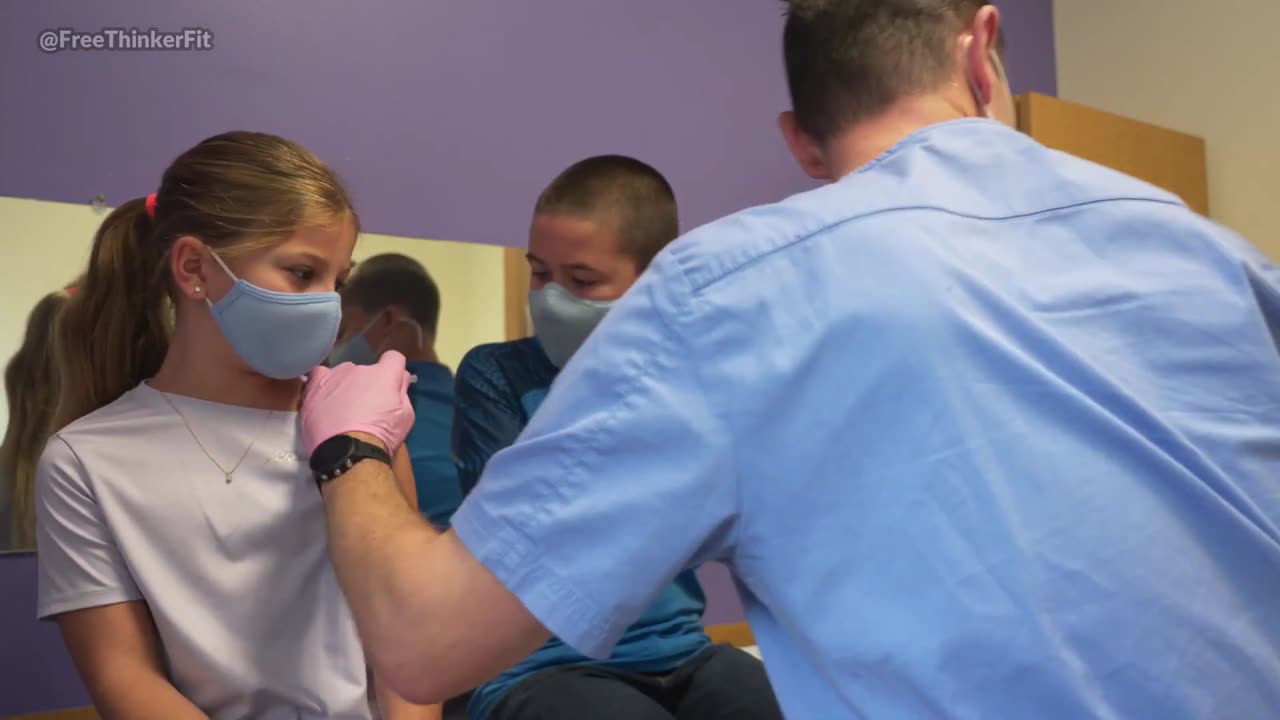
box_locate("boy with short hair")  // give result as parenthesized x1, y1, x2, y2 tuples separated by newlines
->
(452, 155, 781, 720)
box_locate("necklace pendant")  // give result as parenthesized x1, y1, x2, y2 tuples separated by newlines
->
(225, 473, 233, 484)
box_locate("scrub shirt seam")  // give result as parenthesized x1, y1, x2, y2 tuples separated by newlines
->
(688, 196, 1189, 294)
(848, 118, 997, 177)
(452, 501, 615, 652)
(660, 258, 743, 556)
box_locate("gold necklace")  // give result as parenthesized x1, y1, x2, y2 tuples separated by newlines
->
(156, 391, 274, 484)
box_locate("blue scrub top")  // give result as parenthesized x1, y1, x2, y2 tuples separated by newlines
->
(404, 360, 462, 529)
(453, 338, 710, 720)
(452, 119, 1280, 719)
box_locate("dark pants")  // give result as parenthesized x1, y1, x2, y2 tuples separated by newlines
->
(487, 644, 783, 720)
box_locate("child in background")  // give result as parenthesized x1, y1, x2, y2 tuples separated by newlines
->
(451, 155, 783, 720)
(36, 131, 438, 720)
(333, 253, 463, 530)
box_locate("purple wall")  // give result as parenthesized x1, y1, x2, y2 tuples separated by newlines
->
(0, 553, 88, 715)
(1001, 0, 1058, 106)
(0, 0, 1055, 246)
(0, 0, 1056, 714)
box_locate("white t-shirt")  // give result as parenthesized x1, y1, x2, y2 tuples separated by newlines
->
(36, 383, 371, 719)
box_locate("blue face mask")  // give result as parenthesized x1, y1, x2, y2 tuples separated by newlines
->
(205, 251, 342, 379)
(328, 312, 425, 367)
(328, 332, 378, 367)
(528, 282, 614, 368)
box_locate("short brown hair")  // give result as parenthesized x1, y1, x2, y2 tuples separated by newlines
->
(783, 0, 1005, 143)
(54, 131, 355, 430)
(341, 253, 442, 335)
(534, 155, 678, 271)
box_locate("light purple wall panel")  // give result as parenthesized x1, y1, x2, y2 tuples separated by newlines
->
(0, 1, 1055, 247)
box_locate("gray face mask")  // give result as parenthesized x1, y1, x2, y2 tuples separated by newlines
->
(528, 283, 614, 368)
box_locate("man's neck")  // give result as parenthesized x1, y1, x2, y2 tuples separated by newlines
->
(823, 92, 977, 180)
(379, 324, 438, 364)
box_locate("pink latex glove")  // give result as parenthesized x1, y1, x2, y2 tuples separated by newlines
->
(300, 351, 415, 455)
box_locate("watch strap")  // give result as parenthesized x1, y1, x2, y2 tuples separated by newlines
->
(313, 435, 392, 489)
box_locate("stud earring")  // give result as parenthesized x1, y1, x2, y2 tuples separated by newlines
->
(194, 286, 201, 294)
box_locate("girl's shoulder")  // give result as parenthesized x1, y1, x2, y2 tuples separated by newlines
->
(54, 383, 164, 443)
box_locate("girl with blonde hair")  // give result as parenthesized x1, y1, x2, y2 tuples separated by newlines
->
(37, 131, 437, 720)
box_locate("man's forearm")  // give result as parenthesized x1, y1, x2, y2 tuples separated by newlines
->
(321, 436, 553, 704)
(320, 436, 443, 688)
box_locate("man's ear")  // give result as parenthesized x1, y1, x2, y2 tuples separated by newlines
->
(778, 111, 832, 180)
(380, 304, 407, 329)
(963, 5, 1004, 113)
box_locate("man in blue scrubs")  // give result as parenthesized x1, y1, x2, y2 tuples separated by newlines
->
(332, 253, 462, 529)
(307, 2, 1280, 717)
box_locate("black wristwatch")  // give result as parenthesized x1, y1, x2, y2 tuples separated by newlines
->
(309, 434, 392, 490)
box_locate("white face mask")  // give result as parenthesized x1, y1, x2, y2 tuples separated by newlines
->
(964, 37, 1015, 121)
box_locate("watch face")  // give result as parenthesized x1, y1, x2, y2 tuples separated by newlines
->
(310, 434, 356, 472)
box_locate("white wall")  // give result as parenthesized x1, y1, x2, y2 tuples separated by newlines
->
(0, 195, 511, 432)
(1053, 0, 1278, 260)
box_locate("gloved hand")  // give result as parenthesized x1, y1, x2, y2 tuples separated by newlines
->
(300, 351, 415, 455)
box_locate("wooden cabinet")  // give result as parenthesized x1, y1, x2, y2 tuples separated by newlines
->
(1016, 92, 1210, 216)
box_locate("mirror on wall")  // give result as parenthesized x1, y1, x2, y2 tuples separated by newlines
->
(0, 195, 531, 553)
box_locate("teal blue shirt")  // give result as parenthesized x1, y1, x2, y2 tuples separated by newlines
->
(405, 360, 462, 529)
(452, 338, 710, 720)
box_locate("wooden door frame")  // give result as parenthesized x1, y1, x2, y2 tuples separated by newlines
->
(503, 246, 531, 341)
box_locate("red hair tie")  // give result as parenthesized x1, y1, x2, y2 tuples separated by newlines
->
(145, 193, 158, 218)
